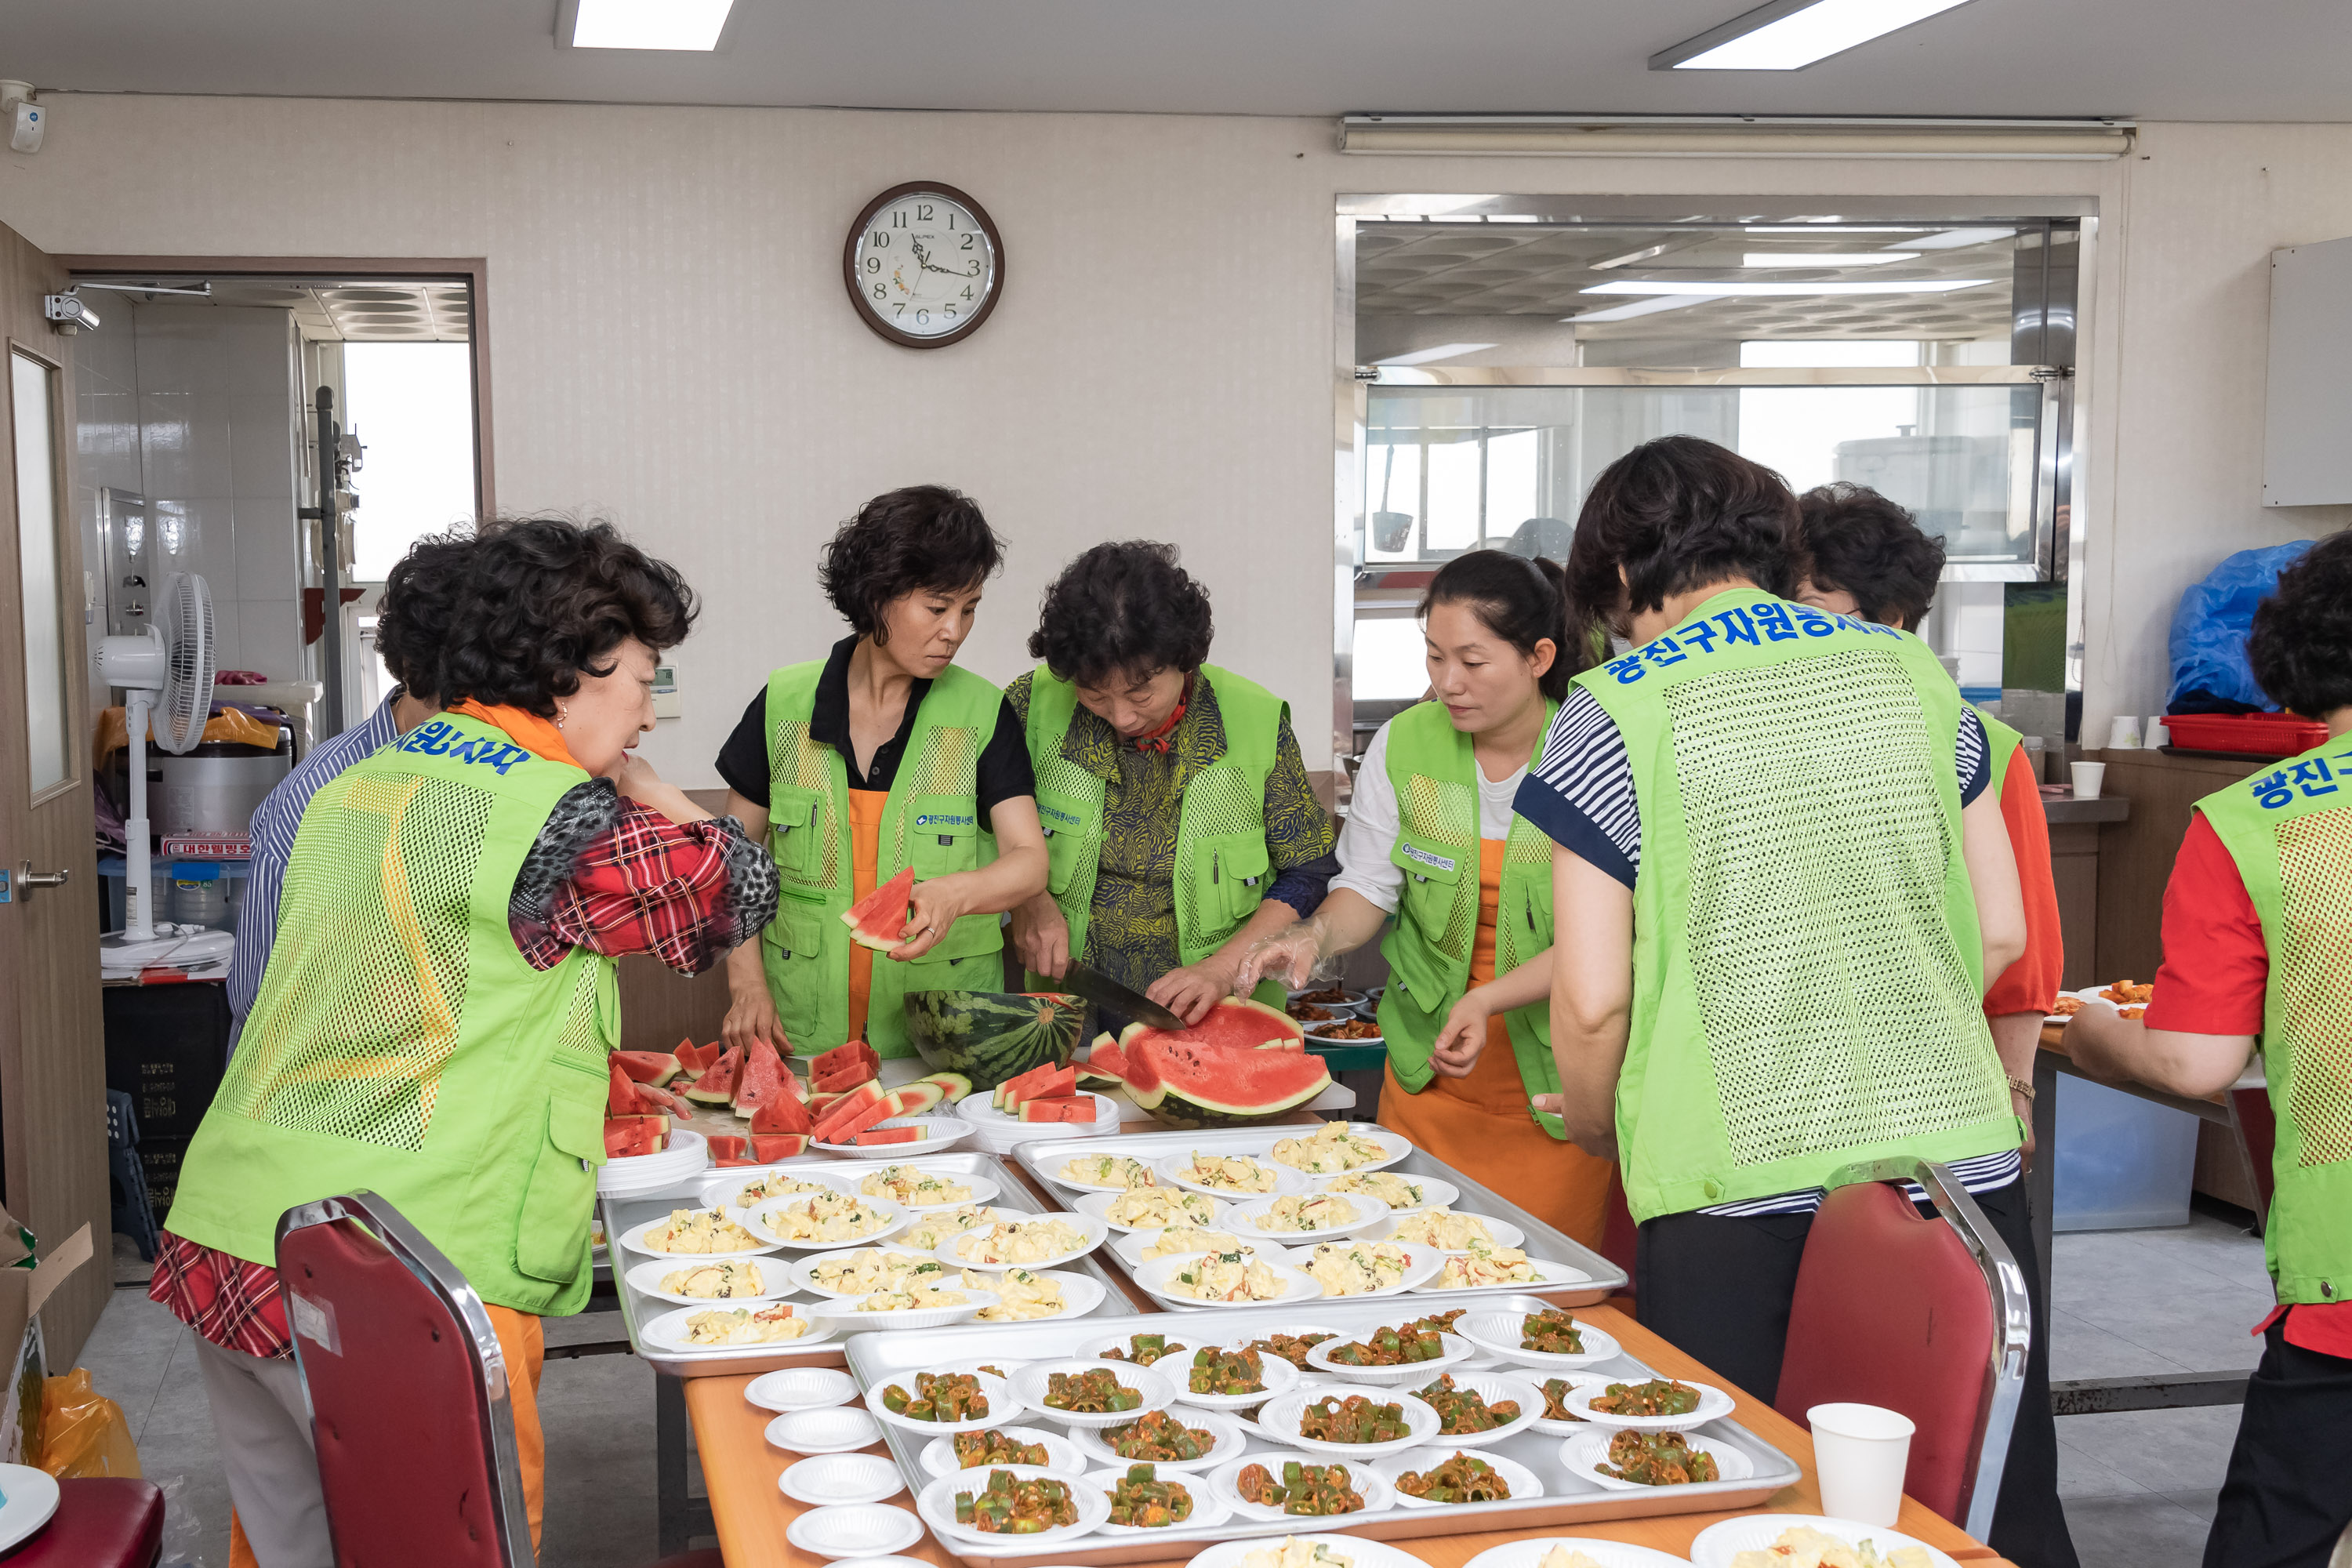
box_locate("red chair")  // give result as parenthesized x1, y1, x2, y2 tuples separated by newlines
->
(1773, 1158, 2031, 1540)
(276, 1191, 721, 1568)
(7, 1477, 165, 1567)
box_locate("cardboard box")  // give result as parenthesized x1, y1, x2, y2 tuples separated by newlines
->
(0, 1212, 93, 1466)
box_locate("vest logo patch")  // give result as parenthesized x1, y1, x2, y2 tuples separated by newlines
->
(1401, 844, 1457, 874)
(914, 812, 975, 829)
(2251, 751, 2350, 810)
(396, 720, 528, 775)
(1602, 601, 1901, 685)
(1039, 802, 1085, 829)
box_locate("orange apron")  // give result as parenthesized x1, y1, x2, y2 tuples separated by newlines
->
(846, 788, 887, 1041)
(1377, 839, 1617, 1250)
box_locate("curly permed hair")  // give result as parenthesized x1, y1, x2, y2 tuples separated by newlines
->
(374, 529, 476, 699)
(1795, 482, 1947, 630)
(818, 485, 1005, 644)
(1029, 541, 1214, 688)
(1566, 437, 1799, 650)
(2248, 531, 2352, 720)
(434, 516, 697, 717)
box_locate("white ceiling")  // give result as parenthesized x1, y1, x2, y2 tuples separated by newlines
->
(10, 0, 2351, 122)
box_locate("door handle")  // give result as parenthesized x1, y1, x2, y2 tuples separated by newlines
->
(18, 863, 70, 895)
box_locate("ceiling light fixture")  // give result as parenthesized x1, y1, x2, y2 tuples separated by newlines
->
(1372, 343, 1501, 367)
(1567, 295, 1730, 323)
(1583, 279, 1991, 297)
(561, 0, 737, 51)
(1653, 0, 1977, 71)
(1740, 252, 1918, 267)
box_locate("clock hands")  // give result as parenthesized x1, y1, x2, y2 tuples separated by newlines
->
(909, 237, 960, 277)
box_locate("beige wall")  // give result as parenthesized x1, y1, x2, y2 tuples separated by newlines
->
(4, 96, 2348, 779)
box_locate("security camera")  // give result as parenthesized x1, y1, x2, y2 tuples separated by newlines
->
(0, 82, 38, 154)
(43, 291, 98, 334)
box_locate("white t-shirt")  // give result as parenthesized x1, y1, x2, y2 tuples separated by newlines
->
(1332, 718, 1529, 914)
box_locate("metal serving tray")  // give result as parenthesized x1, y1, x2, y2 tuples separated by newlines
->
(1013, 1127, 1628, 1307)
(601, 1149, 1139, 1379)
(846, 1293, 1798, 1566)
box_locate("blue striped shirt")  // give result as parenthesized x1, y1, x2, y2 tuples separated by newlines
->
(225, 693, 405, 1037)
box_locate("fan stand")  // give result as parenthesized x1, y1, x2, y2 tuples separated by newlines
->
(99, 688, 237, 978)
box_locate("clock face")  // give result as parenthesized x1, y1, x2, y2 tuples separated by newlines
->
(845, 185, 1002, 347)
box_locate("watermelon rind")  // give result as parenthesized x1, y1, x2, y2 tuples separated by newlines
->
(840, 866, 917, 953)
(684, 1044, 745, 1105)
(919, 1072, 975, 1103)
(894, 1081, 946, 1115)
(612, 1051, 681, 1087)
(1118, 1028, 1332, 1130)
(900, 989, 1084, 1091)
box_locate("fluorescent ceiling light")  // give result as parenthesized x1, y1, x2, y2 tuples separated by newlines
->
(1741, 252, 1918, 267)
(1901, 227, 2017, 249)
(1584, 279, 1991, 296)
(569, 0, 735, 50)
(1744, 225, 1926, 234)
(1373, 343, 1500, 367)
(1656, 0, 1977, 71)
(1568, 295, 1730, 323)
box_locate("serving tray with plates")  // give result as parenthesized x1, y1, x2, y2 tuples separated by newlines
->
(842, 1293, 1798, 1566)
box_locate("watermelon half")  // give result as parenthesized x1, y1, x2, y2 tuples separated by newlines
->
(900, 989, 1084, 1091)
(841, 866, 917, 953)
(1120, 1008, 1330, 1131)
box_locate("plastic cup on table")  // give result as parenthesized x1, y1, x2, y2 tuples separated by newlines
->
(2071, 760, 2106, 800)
(2147, 715, 2172, 748)
(1808, 1402, 1915, 1526)
(2105, 714, 2142, 750)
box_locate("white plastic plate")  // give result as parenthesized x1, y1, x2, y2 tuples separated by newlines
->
(1457, 1308, 1624, 1371)
(1688, 1513, 1964, 1568)
(1263, 1122, 1414, 1176)
(916, 1464, 1113, 1548)
(817, 1116, 975, 1159)
(765, 1406, 884, 1456)
(1154, 1151, 1308, 1199)
(1068, 1407, 1248, 1472)
(1110, 1229, 1260, 1271)
(1410, 1254, 1593, 1294)
(615, 1210, 781, 1261)
(1073, 1187, 1226, 1234)
(808, 1289, 1000, 1331)
(1559, 1428, 1755, 1492)
(743, 1192, 909, 1251)
(866, 1370, 1020, 1436)
(746, 1366, 858, 1412)
(1131, 1253, 1322, 1310)
(1310, 1171, 1459, 1214)
(780, 1451, 906, 1506)
(1009, 1358, 1178, 1428)
(1529, 1374, 1614, 1437)
(959, 1268, 1108, 1324)
(1304, 1330, 1475, 1386)
(1279, 1240, 1445, 1298)
(700, 1164, 855, 1212)
(1369, 1208, 1528, 1253)
(1044, 1151, 1170, 1194)
(1397, 1370, 1546, 1449)
(847, 1165, 1002, 1210)
(0, 1465, 60, 1556)
(639, 1303, 836, 1356)
(1559, 1377, 1736, 1431)
(1463, 1537, 1696, 1568)
(919, 1425, 1087, 1480)
(1225, 1192, 1392, 1243)
(1081, 1465, 1233, 1536)
(624, 1255, 794, 1307)
(789, 1247, 954, 1299)
(937, 1211, 1111, 1272)
(1203, 1457, 1397, 1523)
(784, 1502, 924, 1560)
(1253, 1388, 1443, 1460)
(1372, 1444, 1546, 1507)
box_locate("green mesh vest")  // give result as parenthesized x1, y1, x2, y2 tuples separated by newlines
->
(760, 659, 1005, 1058)
(165, 711, 618, 1316)
(2195, 739, 2352, 1305)
(1583, 589, 2016, 1221)
(1022, 664, 1290, 1007)
(1374, 699, 1569, 1138)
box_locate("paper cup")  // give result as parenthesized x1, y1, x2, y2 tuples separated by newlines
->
(1809, 1402, 1915, 1526)
(2147, 717, 2171, 748)
(2105, 714, 2141, 750)
(2071, 760, 2106, 800)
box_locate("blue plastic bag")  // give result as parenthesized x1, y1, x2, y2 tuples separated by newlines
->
(2166, 540, 2316, 711)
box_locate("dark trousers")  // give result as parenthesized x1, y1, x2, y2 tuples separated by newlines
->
(1636, 1178, 2078, 1568)
(2203, 1320, 2352, 1568)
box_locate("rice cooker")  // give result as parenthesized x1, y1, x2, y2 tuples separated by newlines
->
(160, 734, 292, 837)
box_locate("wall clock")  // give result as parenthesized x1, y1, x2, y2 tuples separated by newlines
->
(844, 183, 1004, 349)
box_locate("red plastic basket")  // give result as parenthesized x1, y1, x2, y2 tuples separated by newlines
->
(2161, 712, 2328, 758)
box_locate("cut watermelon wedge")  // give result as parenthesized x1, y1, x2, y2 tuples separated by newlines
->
(672, 1040, 717, 1076)
(840, 866, 916, 953)
(1016, 1096, 1095, 1123)
(853, 1124, 923, 1145)
(750, 1088, 812, 1136)
(733, 1040, 787, 1121)
(893, 1081, 945, 1116)
(607, 1060, 637, 1118)
(750, 1134, 811, 1160)
(684, 1044, 744, 1104)
(612, 1050, 681, 1087)
(817, 1097, 898, 1145)
(920, 1071, 974, 1103)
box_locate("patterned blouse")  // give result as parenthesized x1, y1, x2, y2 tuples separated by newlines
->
(1007, 670, 1336, 1024)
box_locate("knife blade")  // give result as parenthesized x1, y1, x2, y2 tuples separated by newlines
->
(1054, 960, 1189, 1032)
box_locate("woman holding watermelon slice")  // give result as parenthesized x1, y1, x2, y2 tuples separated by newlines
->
(1232, 549, 1617, 1250)
(714, 485, 1049, 1060)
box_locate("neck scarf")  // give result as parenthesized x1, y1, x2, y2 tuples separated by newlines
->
(450, 699, 582, 770)
(1130, 676, 1194, 756)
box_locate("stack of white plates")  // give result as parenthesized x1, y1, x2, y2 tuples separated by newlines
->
(956, 1090, 1123, 1156)
(597, 1127, 709, 1197)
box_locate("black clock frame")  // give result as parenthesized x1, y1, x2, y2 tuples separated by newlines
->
(843, 182, 1005, 350)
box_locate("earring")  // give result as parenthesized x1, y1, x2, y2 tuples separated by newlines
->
(556, 706, 567, 729)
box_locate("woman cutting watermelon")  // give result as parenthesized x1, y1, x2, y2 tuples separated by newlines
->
(1232, 550, 1617, 1247)
(716, 485, 1049, 1059)
(1005, 541, 1337, 1033)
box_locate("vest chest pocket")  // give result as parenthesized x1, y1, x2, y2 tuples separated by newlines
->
(1197, 833, 1273, 930)
(1390, 829, 1465, 924)
(514, 1064, 605, 1283)
(768, 786, 826, 886)
(1036, 789, 1098, 898)
(762, 898, 830, 1037)
(907, 794, 982, 877)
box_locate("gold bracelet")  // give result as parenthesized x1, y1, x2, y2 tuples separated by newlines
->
(2006, 1074, 2037, 1103)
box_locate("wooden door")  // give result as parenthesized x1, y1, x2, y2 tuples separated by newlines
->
(0, 220, 108, 1359)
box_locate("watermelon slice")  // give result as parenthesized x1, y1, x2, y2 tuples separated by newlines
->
(1119, 1030, 1331, 1131)
(684, 1044, 745, 1104)
(674, 1040, 723, 1076)
(840, 866, 917, 953)
(612, 1051, 681, 1087)
(750, 1088, 812, 1136)
(607, 1060, 637, 1118)
(807, 1091, 844, 1114)
(750, 1134, 811, 1160)
(733, 1040, 788, 1121)
(1016, 1096, 1096, 1123)
(706, 1134, 750, 1161)
(817, 1096, 898, 1145)
(920, 1072, 974, 1103)
(853, 1124, 924, 1145)
(603, 1114, 667, 1158)
(993, 1061, 1062, 1105)
(1002, 1064, 1077, 1108)
(893, 1081, 945, 1116)
(813, 1087, 886, 1142)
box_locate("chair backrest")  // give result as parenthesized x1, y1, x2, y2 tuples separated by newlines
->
(275, 1192, 534, 1568)
(1773, 1160, 2029, 1539)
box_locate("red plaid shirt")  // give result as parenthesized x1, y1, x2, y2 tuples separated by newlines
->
(152, 800, 744, 1357)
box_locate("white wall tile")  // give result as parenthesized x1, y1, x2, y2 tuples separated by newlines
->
(234, 498, 300, 602)
(230, 395, 297, 498)
(237, 598, 303, 681)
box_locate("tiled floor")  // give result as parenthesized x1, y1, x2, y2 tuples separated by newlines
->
(88, 1210, 2270, 1566)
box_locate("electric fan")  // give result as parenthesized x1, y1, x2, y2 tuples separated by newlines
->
(98, 572, 237, 976)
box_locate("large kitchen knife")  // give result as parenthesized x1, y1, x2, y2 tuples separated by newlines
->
(1055, 960, 1189, 1032)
